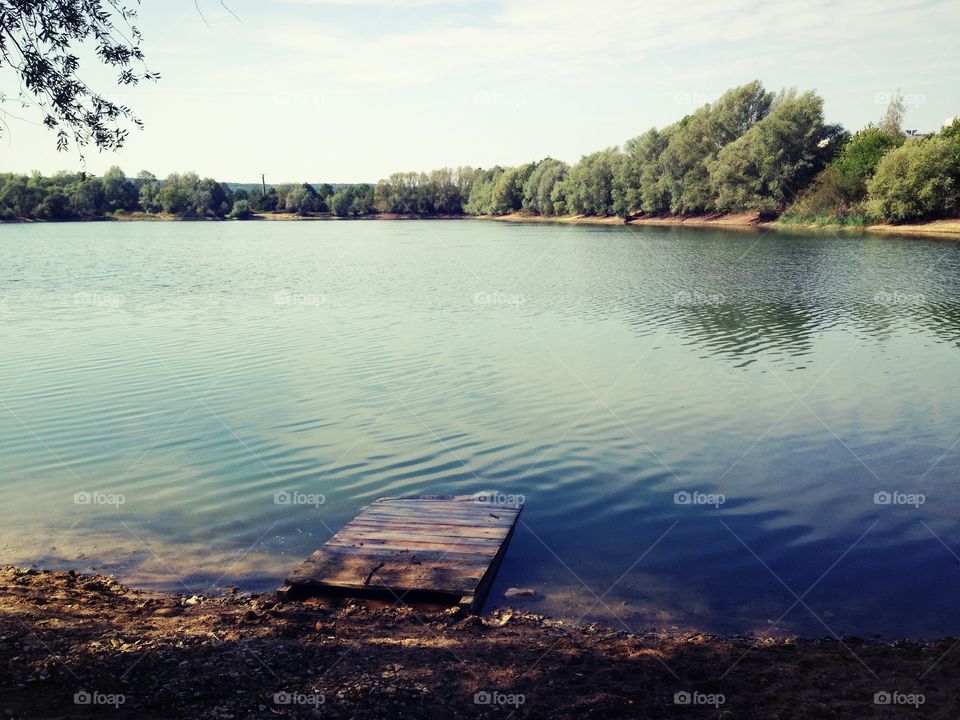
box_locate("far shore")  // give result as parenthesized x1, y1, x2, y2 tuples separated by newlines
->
(488, 211, 960, 238)
(5, 210, 960, 239)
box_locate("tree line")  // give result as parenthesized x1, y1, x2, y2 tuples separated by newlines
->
(2, 81, 958, 225)
(0, 170, 378, 221)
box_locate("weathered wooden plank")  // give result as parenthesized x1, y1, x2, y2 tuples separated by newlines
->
(345, 520, 509, 539)
(358, 508, 518, 525)
(287, 545, 491, 573)
(331, 528, 503, 552)
(332, 528, 503, 545)
(326, 538, 502, 554)
(286, 547, 488, 595)
(373, 496, 521, 512)
(279, 494, 524, 610)
(377, 500, 522, 512)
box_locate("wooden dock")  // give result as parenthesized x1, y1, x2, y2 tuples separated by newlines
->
(277, 495, 523, 612)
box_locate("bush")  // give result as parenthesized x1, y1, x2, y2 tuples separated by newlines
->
(941, 118, 960, 141)
(834, 128, 903, 181)
(782, 165, 865, 221)
(866, 137, 960, 222)
(228, 199, 252, 220)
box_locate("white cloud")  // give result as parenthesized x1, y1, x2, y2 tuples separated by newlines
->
(4, 0, 958, 179)
(278, 0, 474, 5)
(259, 0, 960, 90)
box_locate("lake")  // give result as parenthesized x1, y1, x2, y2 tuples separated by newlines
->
(1, 219, 958, 638)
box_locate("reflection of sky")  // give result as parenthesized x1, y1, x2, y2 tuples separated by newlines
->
(1, 220, 959, 637)
(2, 0, 959, 180)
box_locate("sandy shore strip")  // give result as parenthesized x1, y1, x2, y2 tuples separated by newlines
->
(9, 211, 960, 238)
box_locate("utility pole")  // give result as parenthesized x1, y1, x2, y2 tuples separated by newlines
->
(261, 173, 267, 196)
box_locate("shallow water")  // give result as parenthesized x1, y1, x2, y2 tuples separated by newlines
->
(1, 219, 958, 638)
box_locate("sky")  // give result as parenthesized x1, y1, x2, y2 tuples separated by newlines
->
(1, 0, 959, 183)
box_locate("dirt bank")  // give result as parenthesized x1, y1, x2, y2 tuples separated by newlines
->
(481, 213, 628, 225)
(8, 212, 960, 237)
(490, 212, 960, 238)
(629, 212, 764, 228)
(1, 566, 956, 719)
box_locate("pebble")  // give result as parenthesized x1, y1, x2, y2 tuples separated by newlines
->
(154, 606, 184, 618)
(504, 587, 536, 598)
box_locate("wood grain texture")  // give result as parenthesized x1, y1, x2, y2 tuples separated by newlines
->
(278, 495, 523, 611)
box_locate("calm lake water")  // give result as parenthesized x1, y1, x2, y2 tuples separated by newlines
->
(1, 219, 959, 638)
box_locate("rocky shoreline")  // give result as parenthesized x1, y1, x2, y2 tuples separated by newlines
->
(1, 566, 957, 718)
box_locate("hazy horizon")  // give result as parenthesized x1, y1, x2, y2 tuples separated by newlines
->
(1, 0, 958, 184)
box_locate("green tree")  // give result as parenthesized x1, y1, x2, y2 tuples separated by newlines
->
(427, 168, 462, 214)
(67, 176, 105, 217)
(285, 186, 315, 215)
(328, 185, 375, 217)
(866, 137, 960, 222)
(522, 158, 568, 215)
(782, 127, 901, 222)
(463, 168, 502, 215)
(710, 90, 840, 214)
(228, 199, 252, 219)
(834, 127, 903, 181)
(941, 118, 960, 142)
(328, 188, 352, 216)
(0, 0, 158, 153)
(198, 178, 232, 217)
(249, 186, 278, 213)
(137, 171, 162, 213)
(374, 172, 419, 214)
(350, 184, 375, 216)
(314, 183, 334, 212)
(0, 174, 37, 218)
(33, 185, 71, 220)
(101, 166, 137, 212)
(557, 149, 623, 216)
(490, 163, 535, 215)
(157, 172, 211, 216)
(658, 81, 774, 214)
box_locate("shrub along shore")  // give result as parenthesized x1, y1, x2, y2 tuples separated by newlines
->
(2, 82, 958, 231)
